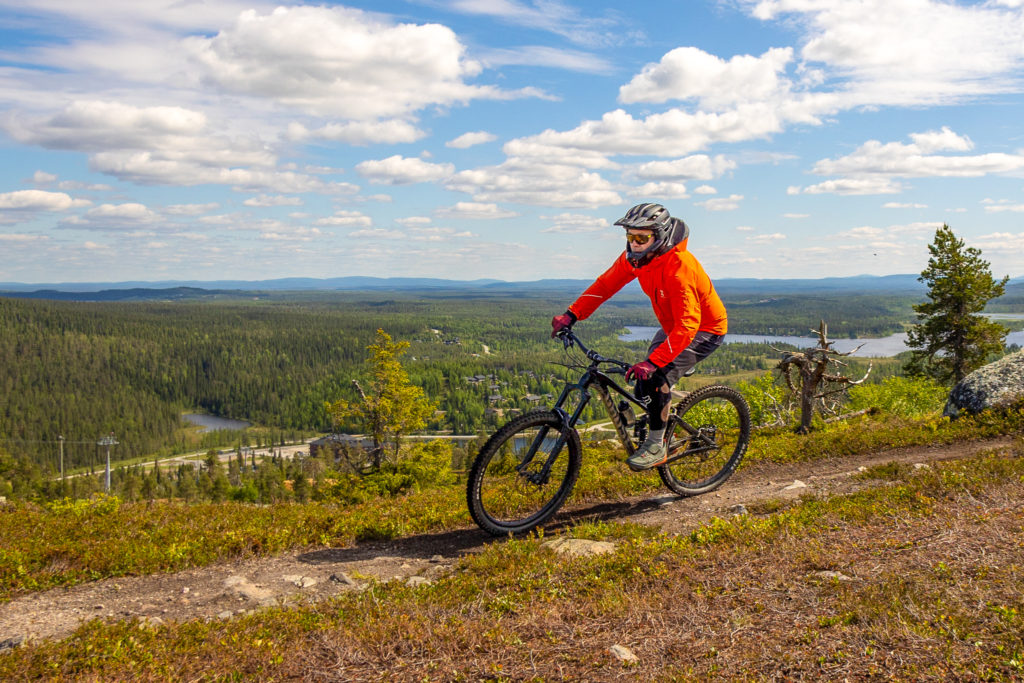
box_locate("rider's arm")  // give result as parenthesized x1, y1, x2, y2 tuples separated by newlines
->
(567, 252, 637, 321)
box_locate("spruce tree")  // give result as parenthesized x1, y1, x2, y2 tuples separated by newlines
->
(905, 224, 1009, 384)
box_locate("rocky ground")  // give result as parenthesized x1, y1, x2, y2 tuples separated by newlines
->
(0, 435, 1014, 650)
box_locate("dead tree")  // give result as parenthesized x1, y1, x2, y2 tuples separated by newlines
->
(776, 320, 872, 434)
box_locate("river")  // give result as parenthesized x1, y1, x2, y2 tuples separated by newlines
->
(620, 326, 1024, 358)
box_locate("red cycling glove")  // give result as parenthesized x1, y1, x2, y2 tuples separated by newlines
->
(625, 360, 658, 382)
(550, 311, 576, 338)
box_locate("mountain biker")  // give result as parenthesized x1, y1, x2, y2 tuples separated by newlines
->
(551, 203, 728, 471)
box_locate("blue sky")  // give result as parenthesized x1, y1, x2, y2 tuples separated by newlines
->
(1, 0, 1023, 283)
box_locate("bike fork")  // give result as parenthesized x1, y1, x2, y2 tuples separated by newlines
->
(516, 386, 587, 484)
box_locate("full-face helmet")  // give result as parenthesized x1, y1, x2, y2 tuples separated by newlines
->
(615, 203, 678, 267)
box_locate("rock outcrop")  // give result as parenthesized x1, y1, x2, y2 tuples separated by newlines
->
(944, 349, 1024, 418)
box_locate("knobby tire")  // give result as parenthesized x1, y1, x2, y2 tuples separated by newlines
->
(658, 384, 750, 496)
(467, 410, 582, 536)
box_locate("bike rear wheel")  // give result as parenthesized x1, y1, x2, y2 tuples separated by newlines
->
(658, 385, 750, 496)
(467, 410, 582, 536)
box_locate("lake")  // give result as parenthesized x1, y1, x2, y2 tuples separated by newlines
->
(183, 413, 252, 432)
(620, 327, 1024, 358)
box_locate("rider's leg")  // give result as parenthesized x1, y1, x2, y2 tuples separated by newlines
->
(658, 330, 726, 388)
(627, 330, 726, 471)
(627, 372, 672, 470)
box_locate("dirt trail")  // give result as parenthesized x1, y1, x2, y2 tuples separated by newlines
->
(0, 436, 1015, 648)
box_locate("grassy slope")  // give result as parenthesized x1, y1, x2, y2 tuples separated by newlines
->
(1, 439, 1022, 679)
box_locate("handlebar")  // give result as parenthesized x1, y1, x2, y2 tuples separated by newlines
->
(556, 328, 631, 372)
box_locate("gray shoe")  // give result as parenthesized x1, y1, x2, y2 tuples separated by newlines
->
(627, 435, 668, 471)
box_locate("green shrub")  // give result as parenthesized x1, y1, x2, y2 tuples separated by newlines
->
(736, 372, 792, 427)
(317, 441, 456, 505)
(848, 376, 947, 418)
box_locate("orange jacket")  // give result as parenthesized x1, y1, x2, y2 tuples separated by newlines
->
(568, 239, 727, 367)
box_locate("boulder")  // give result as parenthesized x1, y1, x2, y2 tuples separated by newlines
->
(944, 350, 1024, 418)
(541, 537, 616, 558)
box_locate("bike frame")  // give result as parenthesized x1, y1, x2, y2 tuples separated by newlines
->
(518, 329, 706, 484)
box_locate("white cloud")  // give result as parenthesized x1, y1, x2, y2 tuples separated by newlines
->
(696, 194, 744, 211)
(408, 226, 475, 242)
(356, 155, 455, 185)
(89, 152, 359, 193)
(0, 190, 91, 211)
(835, 222, 942, 241)
(812, 128, 1024, 178)
(396, 216, 432, 227)
(436, 1, 625, 47)
(314, 211, 373, 227)
(1, 101, 350, 194)
(632, 155, 736, 181)
(446, 158, 621, 207)
(184, 6, 540, 119)
(258, 226, 325, 242)
(446, 131, 498, 149)
(0, 233, 49, 243)
(795, 178, 904, 195)
(984, 203, 1024, 213)
(628, 182, 690, 199)
(243, 194, 303, 208)
(694, 185, 717, 195)
(835, 226, 887, 239)
(620, 46, 795, 109)
(499, 139, 620, 169)
(883, 202, 928, 209)
(540, 213, 611, 234)
(480, 46, 612, 74)
(31, 171, 58, 184)
(287, 120, 426, 145)
(748, 0, 1024, 106)
(348, 228, 402, 239)
(973, 231, 1024, 255)
(435, 202, 518, 219)
(86, 202, 157, 222)
(746, 232, 786, 244)
(735, 225, 756, 232)
(164, 203, 220, 215)
(782, 213, 808, 219)
(506, 96, 836, 160)
(4, 101, 212, 153)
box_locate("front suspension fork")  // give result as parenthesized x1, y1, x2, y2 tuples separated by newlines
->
(516, 386, 588, 484)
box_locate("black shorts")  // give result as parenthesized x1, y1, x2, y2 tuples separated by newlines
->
(647, 329, 725, 387)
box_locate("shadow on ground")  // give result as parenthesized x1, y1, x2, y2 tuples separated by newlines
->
(295, 494, 677, 566)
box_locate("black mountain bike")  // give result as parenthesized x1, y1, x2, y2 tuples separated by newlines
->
(466, 328, 751, 536)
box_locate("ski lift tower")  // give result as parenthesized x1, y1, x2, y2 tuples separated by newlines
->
(97, 433, 118, 493)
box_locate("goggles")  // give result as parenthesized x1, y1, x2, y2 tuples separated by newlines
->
(625, 232, 654, 245)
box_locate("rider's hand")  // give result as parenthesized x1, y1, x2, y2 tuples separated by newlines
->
(550, 311, 576, 338)
(625, 360, 658, 382)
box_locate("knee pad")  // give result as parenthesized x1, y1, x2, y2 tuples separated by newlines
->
(634, 376, 670, 413)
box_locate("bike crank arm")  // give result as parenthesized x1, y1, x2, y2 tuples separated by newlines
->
(662, 442, 716, 467)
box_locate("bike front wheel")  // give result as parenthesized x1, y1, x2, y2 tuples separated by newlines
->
(658, 385, 751, 496)
(467, 410, 582, 536)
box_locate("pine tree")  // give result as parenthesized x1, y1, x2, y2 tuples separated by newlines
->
(905, 224, 1009, 384)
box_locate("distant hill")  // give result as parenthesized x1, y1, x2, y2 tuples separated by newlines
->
(2, 274, 1022, 302)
